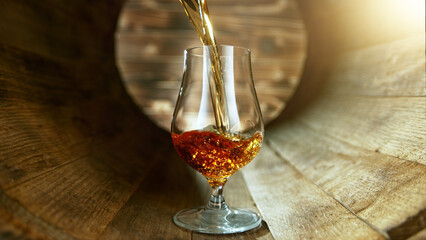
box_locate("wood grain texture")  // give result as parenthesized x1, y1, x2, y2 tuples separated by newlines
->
(267, 121, 426, 238)
(324, 35, 425, 97)
(298, 95, 425, 164)
(99, 164, 273, 240)
(242, 144, 385, 240)
(288, 34, 426, 164)
(0, 0, 425, 239)
(264, 1, 426, 237)
(0, 0, 207, 239)
(0, 187, 75, 240)
(299, 35, 426, 164)
(116, 0, 307, 130)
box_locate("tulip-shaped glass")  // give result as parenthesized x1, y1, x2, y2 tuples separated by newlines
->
(171, 45, 264, 234)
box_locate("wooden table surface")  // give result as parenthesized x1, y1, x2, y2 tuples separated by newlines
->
(0, 0, 424, 239)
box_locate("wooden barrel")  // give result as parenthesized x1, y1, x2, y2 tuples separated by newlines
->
(116, 0, 307, 129)
(0, 0, 424, 239)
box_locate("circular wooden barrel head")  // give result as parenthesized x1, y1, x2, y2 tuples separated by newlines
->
(116, 0, 307, 130)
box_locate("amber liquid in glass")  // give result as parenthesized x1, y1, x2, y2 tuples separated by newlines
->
(177, 1, 261, 186)
(171, 8, 263, 230)
(172, 130, 262, 187)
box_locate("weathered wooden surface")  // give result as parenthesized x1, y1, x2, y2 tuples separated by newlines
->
(256, 0, 425, 238)
(117, 0, 307, 130)
(0, 1, 273, 238)
(0, 0, 425, 239)
(243, 145, 385, 239)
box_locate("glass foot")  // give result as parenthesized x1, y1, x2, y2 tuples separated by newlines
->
(173, 206, 262, 234)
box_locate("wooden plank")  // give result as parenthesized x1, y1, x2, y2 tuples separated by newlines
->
(0, 188, 75, 240)
(0, 43, 83, 88)
(268, 3, 426, 238)
(325, 35, 425, 97)
(267, 121, 426, 238)
(98, 155, 196, 239)
(1, 104, 174, 239)
(0, 36, 174, 238)
(5, 143, 155, 239)
(192, 224, 272, 240)
(0, 49, 101, 190)
(241, 144, 385, 239)
(279, 38, 425, 164)
(296, 95, 425, 164)
(281, 0, 424, 119)
(0, 112, 90, 190)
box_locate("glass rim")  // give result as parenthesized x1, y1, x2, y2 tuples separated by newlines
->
(184, 45, 251, 57)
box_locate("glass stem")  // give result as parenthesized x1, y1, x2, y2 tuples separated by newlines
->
(206, 185, 229, 210)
